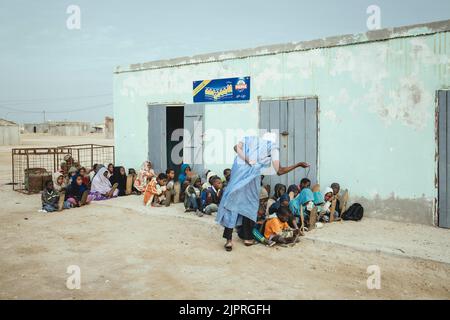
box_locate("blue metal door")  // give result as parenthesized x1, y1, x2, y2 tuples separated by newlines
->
(439, 90, 450, 228)
(259, 98, 318, 191)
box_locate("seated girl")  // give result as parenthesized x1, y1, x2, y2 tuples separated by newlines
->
(52, 172, 67, 193)
(178, 163, 194, 203)
(251, 188, 276, 247)
(78, 167, 90, 186)
(109, 166, 127, 196)
(287, 184, 299, 199)
(264, 207, 300, 245)
(265, 183, 287, 216)
(133, 161, 156, 193)
(89, 167, 119, 201)
(184, 175, 202, 215)
(41, 180, 72, 212)
(143, 173, 168, 207)
(65, 174, 91, 207)
(289, 186, 318, 230)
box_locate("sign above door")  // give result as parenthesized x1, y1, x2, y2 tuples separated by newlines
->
(193, 76, 251, 103)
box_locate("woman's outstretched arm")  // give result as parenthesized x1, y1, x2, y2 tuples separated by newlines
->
(272, 160, 309, 176)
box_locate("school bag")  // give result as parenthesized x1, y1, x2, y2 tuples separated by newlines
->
(342, 203, 364, 221)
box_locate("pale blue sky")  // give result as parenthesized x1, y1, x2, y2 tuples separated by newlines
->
(0, 0, 449, 123)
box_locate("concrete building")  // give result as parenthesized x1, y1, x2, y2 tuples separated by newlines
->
(113, 20, 450, 227)
(0, 119, 20, 145)
(23, 121, 92, 136)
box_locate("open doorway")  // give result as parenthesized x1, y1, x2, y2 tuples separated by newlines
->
(166, 106, 184, 179)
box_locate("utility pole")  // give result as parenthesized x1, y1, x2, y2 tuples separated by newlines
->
(43, 110, 46, 122)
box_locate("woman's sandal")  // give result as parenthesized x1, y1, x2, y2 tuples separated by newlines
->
(224, 241, 233, 252)
(244, 240, 255, 247)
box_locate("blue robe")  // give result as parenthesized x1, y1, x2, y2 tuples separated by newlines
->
(289, 188, 314, 217)
(216, 136, 276, 229)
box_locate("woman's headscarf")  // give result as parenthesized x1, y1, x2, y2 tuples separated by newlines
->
(289, 187, 315, 217)
(269, 193, 290, 215)
(52, 172, 66, 192)
(179, 163, 190, 185)
(67, 173, 87, 200)
(287, 184, 299, 195)
(272, 183, 286, 200)
(313, 191, 324, 205)
(189, 174, 201, 187)
(91, 167, 112, 194)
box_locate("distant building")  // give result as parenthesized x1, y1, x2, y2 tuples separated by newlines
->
(92, 123, 104, 133)
(0, 119, 20, 145)
(23, 121, 93, 136)
(105, 117, 114, 139)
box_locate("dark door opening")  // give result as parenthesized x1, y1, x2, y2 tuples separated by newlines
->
(166, 106, 184, 179)
(33, 126, 37, 133)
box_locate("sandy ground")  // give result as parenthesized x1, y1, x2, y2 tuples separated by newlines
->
(0, 134, 449, 300)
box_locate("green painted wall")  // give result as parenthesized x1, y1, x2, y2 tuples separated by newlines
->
(114, 31, 450, 225)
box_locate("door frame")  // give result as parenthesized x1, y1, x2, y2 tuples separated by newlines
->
(257, 95, 320, 186)
(437, 90, 450, 228)
(146, 102, 185, 173)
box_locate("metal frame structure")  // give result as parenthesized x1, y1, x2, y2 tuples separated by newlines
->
(12, 144, 114, 194)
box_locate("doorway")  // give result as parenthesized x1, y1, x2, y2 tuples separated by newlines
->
(166, 106, 184, 179)
(148, 104, 204, 178)
(438, 90, 449, 229)
(259, 98, 318, 191)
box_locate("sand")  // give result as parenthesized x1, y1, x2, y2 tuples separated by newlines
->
(0, 134, 449, 300)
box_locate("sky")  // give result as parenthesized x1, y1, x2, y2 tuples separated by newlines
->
(0, 0, 449, 124)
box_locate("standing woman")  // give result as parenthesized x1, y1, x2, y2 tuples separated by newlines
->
(216, 134, 309, 251)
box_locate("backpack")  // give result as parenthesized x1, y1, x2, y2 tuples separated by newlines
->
(342, 203, 364, 221)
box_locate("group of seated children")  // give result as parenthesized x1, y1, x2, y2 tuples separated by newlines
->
(254, 178, 349, 247)
(141, 163, 230, 218)
(40, 154, 139, 213)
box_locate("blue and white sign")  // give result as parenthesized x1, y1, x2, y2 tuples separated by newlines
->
(193, 76, 251, 103)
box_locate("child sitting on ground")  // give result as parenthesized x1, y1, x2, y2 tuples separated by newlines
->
(264, 207, 300, 245)
(200, 176, 222, 215)
(144, 173, 168, 207)
(65, 174, 91, 207)
(163, 168, 176, 206)
(52, 172, 67, 193)
(78, 167, 90, 186)
(252, 188, 276, 247)
(184, 175, 202, 216)
(222, 168, 231, 188)
(41, 180, 72, 213)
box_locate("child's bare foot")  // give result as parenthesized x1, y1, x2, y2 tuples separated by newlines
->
(224, 240, 233, 252)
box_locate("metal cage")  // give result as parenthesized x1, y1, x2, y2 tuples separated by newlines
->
(12, 144, 114, 194)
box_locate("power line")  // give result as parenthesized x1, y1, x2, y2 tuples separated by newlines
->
(0, 102, 112, 114)
(0, 93, 112, 104)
